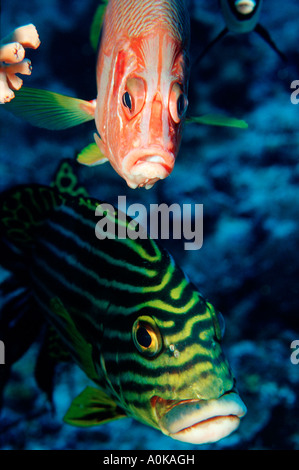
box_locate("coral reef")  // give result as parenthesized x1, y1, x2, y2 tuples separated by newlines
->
(0, 24, 40, 103)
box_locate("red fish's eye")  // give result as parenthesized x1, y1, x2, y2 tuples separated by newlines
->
(122, 91, 132, 110)
(169, 82, 188, 123)
(122, 77, 146, 119)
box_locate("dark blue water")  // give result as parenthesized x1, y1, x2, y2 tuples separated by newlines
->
(0, 0, 298, 450)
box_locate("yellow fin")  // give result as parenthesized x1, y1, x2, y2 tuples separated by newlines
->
(77, 142, 108, 166)
(64, 386, 127, 427)
(49, 297, 98, 382)
(4, 86, 96, 130)
(187, 114, 248, 129)
(90, 1, 109, 51)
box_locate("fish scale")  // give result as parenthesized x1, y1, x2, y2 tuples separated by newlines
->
(0, 162, 246, 444)
(103, 0, 190, 44)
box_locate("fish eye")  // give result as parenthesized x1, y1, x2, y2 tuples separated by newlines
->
(122, 91, 132, 110)
(169, 82, 188, 123)
(207, 302, 226, 341)
(122, 77, 146, 119)
(132, 316, 162, 357)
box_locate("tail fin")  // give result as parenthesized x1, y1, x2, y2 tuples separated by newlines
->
(0, 272, 45, 409)
(0, 184, 56, 407)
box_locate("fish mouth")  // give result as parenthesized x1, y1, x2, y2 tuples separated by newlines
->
(151, 391, 247, 444)
(122, 149, 175, 189)
(235, 0, 256, 15)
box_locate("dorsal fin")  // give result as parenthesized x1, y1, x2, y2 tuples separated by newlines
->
(89, 1, 109, 51)
(51, 160, 89, 197)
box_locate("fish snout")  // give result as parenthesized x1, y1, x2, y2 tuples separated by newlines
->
(152, 391, 247, 445)
(122, 149, 175, 189)
(234, 0, 256, 15)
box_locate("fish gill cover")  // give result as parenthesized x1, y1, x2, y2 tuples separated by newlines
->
(0, 0, 299, 451)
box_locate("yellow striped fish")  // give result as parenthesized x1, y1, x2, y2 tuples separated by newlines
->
(0, 162, 246, 445)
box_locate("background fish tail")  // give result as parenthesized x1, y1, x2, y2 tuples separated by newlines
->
(0, 161, 89, 404)
(0, 271, 44, 408)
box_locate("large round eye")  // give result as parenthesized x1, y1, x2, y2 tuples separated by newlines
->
(121, 77, 146, 119)
(132, 316, 162, 357)
(169, 82, 188, 123)
(207, 302, 226, 341)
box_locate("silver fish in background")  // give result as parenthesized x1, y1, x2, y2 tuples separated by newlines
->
(196, 0, 286, 62)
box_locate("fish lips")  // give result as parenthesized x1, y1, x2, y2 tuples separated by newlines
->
(152, 391, 247, 445)
(122, 149, 175, 189)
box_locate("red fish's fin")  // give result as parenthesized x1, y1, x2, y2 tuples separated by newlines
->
(77, 140, 108, 166)
(186, 114, 248, 129)
(89, 0, 109, 52)
(3, 86, 96, 129)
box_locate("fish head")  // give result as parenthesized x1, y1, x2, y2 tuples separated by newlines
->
(220, 0, 262, 33)
(102, 265, 246, 445)
(94, 30, 189, 189)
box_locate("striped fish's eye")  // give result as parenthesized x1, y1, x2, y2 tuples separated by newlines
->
(169, 82, 188, 123)
(132, 316, 162, 357)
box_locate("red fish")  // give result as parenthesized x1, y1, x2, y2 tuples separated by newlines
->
(93, 0, 190, 189)
(4, 1, 247, 188)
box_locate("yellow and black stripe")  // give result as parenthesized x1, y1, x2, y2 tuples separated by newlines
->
(0, 166, 234, 430)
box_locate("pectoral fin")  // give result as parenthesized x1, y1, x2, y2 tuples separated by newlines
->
(77, 142, 108, 166)
(64, 386, 127, 427)
(187, 114, 248, 129)
(4, 86, 96, 129)
(254, 24, 287, 62)
(49, 297, 98, 383)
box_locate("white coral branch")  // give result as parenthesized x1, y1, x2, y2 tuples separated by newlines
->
(0, 24, 40, 104)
